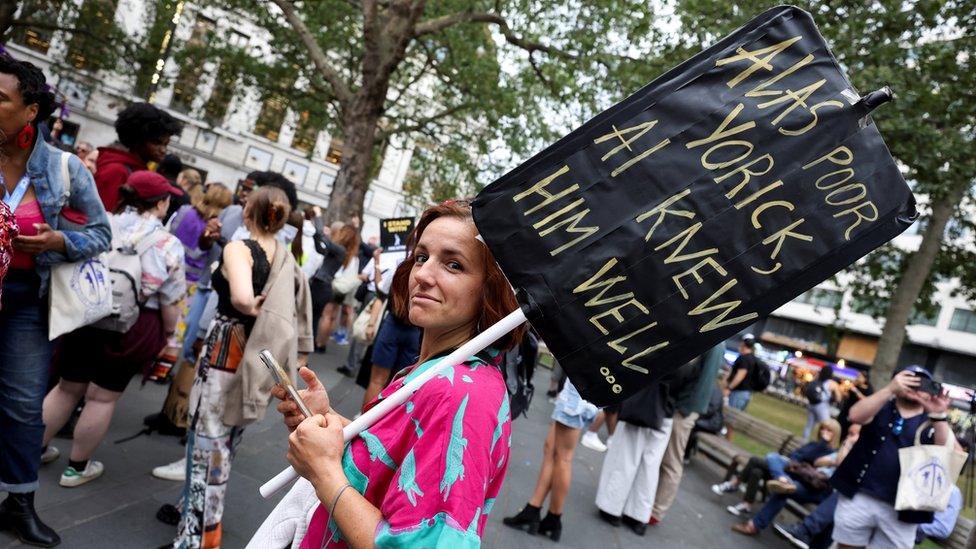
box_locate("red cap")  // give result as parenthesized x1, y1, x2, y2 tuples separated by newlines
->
(126, 170, 184, 198)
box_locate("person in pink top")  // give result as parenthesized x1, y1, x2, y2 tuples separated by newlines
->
(264, 200, 523, 548)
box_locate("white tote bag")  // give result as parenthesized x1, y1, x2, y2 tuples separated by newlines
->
(894, 420, 967, 512)
(48, 152, 112, 339)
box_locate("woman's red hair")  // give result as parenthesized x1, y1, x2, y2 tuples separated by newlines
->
(389, 200, 524, 350)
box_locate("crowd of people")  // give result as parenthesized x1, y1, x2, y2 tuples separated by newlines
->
(0, 54, 403, 548)
(0, 53, 969, 549)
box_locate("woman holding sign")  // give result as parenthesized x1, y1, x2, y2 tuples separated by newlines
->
(266, 200, 522, 547)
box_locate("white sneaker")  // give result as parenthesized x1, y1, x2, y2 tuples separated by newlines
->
(59, 460, 104, 487)
(40, 446, 60, 464)
(152, 457, 187, 481)
(711, 480, 737, 495)
(726, 502, 751, 517)
(580, 431, 608, 452)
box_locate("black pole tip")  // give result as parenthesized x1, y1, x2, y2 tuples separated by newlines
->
(857, 86, 894, 113)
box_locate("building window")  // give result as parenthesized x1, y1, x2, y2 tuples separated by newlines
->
(203, 61, 239, 125)
(253, 94, 288, 141)
(170, 15, 216, 113)
(11, 0, 67, 54)
(949, 309, 976, 334)
(325, 138, 343, 165)
(291, 111, 320, 154)
(794, 288, 843, 309)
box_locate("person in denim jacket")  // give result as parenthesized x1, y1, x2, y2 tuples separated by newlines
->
(0, 55, 110, 547)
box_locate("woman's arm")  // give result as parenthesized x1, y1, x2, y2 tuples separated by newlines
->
(222, 241, 261, 316)
(290, 414, 382, 548)
(161, 302, 181, 336)
(52, 155, 111, 261)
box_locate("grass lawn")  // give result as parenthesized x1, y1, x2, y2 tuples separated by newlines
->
(743, 392, 808, 437)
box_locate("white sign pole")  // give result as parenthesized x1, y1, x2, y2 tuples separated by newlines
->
(259, 306, 528, 498)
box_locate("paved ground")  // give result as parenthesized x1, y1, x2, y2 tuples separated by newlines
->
(5, 346, 793, 548)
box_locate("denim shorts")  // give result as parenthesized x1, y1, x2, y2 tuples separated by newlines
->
(728, 389, 752, 411)
(551, 380, 598, 430)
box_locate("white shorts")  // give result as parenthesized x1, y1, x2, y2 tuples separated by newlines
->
(833, 493, 918, 549)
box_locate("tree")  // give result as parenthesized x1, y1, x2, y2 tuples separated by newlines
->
(666, 0, 975, 387)
(192, 0, 677, 222)
(3, 0, 139, 76)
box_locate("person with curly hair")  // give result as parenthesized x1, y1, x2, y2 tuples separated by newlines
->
(0, 54, 111, 547)
(95, 102, 182, 211)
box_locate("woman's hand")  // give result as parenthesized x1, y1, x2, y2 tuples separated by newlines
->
(13, 224, 66, 255)
(366, 322, 377, 341)
(287, 413, 345, 485)
(273, 366, 331, 431)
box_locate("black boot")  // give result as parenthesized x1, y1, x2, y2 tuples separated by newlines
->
(538, 511, 562, 542)
(0, 492, 60, 547)
(502, 503, 540, 534)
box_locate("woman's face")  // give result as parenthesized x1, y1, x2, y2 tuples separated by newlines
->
(0, 73, 38, 145)
(819, 426, 835, 443)
(408, 216, 486, 335)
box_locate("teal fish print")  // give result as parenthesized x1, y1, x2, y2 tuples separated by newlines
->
(360, 430, 397, 469)
(398, 450, 425, 506)
(490, 394, 510, 453)
(440, 394, 470, 500)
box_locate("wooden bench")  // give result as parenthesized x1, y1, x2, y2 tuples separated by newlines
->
(697, 406, 803, 469)
(694, 405, 973, 547)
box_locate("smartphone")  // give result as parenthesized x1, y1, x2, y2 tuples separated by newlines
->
(259, 350, 314, 418)
(915, 375, 942, 396)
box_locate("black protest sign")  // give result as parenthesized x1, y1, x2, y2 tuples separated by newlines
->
(472, 6, 917, 406)
(380, 217, 415, 252)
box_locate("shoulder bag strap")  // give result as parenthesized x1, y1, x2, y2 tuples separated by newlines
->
(60, 152, 71, 203)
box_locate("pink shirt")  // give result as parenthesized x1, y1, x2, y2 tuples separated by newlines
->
(10, 199, 43, 270)
(301, 350, 512, 548)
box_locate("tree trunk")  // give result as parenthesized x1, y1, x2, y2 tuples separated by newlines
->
(0, 1, 19, 42)
(869, 183, 968, 387)
(324, 101, 381, 225)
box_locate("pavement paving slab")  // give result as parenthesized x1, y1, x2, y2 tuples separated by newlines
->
(3, 346, 791, 548)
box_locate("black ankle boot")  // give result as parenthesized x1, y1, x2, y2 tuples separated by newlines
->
(502, 503, 540, 534)
(538, 511, 562, 541)
(0, 492, 60, 547)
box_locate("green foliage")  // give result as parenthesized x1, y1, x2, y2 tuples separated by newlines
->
(182, 0, 685, 207)
(8, 0, 139, 79)
(666, 0, 976, 318)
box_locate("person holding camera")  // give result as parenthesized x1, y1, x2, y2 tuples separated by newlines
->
(830, 365, 960, 549)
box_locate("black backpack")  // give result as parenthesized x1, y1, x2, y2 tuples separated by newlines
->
(804, 380, 827, 404)
(502, 331, 538, 420)
(750, 356, 772, 392)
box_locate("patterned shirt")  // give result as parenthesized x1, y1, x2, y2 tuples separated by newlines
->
(111, 210, 186, 308)
(0, 201, 17, 306)
(300, 350, 512, 548)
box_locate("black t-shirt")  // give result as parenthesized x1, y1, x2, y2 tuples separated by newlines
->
(730, 353, 759, 391)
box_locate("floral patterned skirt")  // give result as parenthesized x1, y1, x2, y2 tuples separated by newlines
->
(174, 316, 246, 549)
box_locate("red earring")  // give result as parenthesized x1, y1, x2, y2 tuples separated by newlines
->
(15, 124, 34, 149)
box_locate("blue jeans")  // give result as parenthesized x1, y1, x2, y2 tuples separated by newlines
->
(801, 490, 839, 545)
(752, 478, 829, 530)
(804, 401, 831, 440)
(766, 452, 790, 479)
(181, 287, 211, 362)
(728, 389, 751, 411)
(0, 271, 53, 493)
